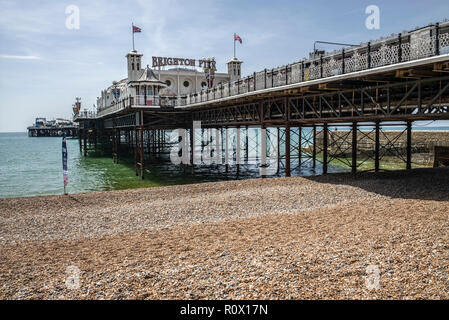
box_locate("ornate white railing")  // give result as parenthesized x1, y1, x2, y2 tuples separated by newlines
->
(183, 23, 449, 106)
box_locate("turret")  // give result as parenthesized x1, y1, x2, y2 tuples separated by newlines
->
(227, 57, 243, 82)
(126, 50, 143, 81)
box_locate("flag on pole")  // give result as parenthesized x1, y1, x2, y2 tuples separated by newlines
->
(234, 33, 242, 44)
(62, 133, 68, 194)
(133, 25, 142, 33)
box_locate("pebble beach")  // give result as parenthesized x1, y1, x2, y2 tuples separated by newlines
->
(1, 168, 448, 299)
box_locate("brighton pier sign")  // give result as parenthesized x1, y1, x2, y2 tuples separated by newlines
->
(152, 56, 216, 70)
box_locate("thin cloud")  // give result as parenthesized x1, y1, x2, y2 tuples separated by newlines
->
(0, 54, 41, 60)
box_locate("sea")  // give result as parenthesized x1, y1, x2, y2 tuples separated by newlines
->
(1, 127, 448, 198)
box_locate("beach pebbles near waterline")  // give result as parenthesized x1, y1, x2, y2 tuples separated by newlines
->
(0, 167, 448, 299)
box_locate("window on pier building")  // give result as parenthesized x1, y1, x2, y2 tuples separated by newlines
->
(132, 63, 135, 70)
(137, 63, 140, 70)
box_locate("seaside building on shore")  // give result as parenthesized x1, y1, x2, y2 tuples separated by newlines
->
(96, 50, 242, 115)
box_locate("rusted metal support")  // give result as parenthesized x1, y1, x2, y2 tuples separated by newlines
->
(352, 122, 357, 174)
(140, 110, 144, 179)
(312, 125, 317, 168)
(298, 126, 302, 168)
(225, 127, 229, 173)
(406, 121, 412, 170)
(245, 126, 249, 164)
(277, 127, 280, 174)
(79, 129, 82, 152)
(323, 124, 328, 174)
(83, 130, 87, 157)
(236, 126, 240, 176)
(285, 125, 291, 177)
(375, 121, 380, 172)
(134, 127, 138, 176)
(190, 123, 195, 174)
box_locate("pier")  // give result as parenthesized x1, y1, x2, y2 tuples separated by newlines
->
(74, 22, 449, 179)
(27, 117, 78, 137)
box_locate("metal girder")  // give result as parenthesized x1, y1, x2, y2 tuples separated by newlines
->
(189, 76, 449, 126)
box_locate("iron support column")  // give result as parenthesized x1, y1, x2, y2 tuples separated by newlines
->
(352, 122, 357, 174)
(375, 122, 380, 172)
(323, 124, 328, 174)
(406, 121, 412, 170)
(285, 126, 291, 177)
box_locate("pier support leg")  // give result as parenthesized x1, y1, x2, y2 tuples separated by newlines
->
(79, 129, 82, 152)
(285, 125, 291, 177)
(190, 123, 195, 175)
(245, 126, 249, 165)
(236, 127, 240, 176)
(375, 122, 380, 172)
(312, 125, 316, 169)
(261, 125, 266, 179)
(83, 131, 87, 157)
(134, 128, 138, 176)
(277, 128, 280, 175)
(140, 111, 144, 179)
(323, 124, 328, 174)
(406, 121, 412, 170)
(352, 122, 357, 174)
(298, 126, 302, 170)
(225, 127, 229, 174)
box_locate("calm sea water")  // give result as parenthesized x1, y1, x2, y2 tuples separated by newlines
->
(0, 132, 196, 198)
(1, 127, 448, 198)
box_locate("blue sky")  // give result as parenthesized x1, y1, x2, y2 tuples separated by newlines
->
(0, 0, 448, 132)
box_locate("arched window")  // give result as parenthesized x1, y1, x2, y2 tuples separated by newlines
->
(137, 63, 140, 70)
(132, 63, 134, 70)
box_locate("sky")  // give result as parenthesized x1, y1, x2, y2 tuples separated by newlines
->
(0, 0, 448, 132)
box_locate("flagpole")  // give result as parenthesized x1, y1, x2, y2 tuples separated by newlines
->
(233, 33, 236, 58)
(132, 23, 135, 51)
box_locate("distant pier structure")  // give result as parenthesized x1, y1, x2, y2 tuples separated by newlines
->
(27, 117, 78, 137)
(75, 22, 449, 178)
